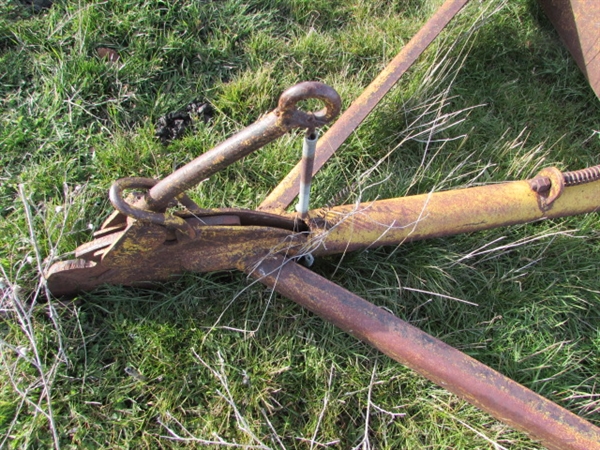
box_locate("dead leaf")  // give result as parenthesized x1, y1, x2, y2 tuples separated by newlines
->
(96, 47, 120, 64)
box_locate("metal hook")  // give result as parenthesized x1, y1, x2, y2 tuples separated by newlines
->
(109, 177, 196, 238)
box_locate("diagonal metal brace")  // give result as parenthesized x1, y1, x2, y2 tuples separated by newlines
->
(244, 254, 600, 450)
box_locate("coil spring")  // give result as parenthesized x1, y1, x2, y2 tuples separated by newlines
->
(324, 181, 359, 210)
(315, 181, 359, 223)
(563, 165, 600, 186)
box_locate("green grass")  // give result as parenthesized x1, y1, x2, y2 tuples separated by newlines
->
(1, 0, 600, 448)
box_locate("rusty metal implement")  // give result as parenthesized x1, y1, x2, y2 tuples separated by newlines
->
(45, 1, 600, 449)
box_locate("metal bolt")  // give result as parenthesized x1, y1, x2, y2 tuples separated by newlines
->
(529, 176, 552, 193)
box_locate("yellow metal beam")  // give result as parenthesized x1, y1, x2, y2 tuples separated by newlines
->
(310, 179, 600, 255)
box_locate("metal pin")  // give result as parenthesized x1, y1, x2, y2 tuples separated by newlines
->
(296, 129, 318, 218)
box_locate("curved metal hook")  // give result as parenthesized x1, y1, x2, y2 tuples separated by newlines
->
(109, 177, 196, 237)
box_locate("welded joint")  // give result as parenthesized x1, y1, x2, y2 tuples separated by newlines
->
(529, 167, 564, 211)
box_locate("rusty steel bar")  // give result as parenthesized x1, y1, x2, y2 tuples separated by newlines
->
(144, 82, 341, 212)
(244, 254, 600, 450)
(259, 0, 471, 213)
(310, 178, 600, 256)
(539, 0, 600, 99)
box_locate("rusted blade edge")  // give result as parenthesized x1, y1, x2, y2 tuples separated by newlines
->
(243, 254, 600, 450)
(259, 0, 471, 213)
(538, 0, 600, 99)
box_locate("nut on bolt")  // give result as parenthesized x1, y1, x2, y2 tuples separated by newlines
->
(529, 167, 564, 210)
